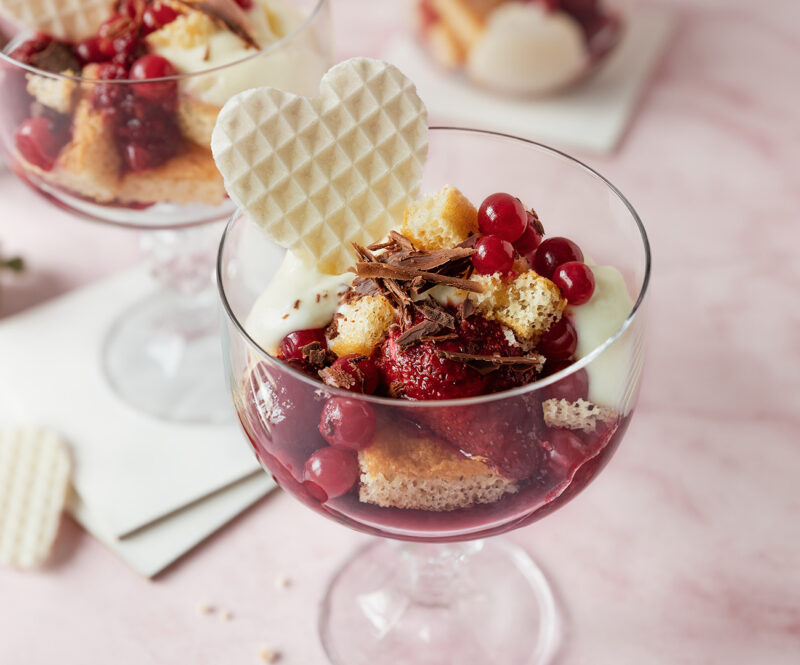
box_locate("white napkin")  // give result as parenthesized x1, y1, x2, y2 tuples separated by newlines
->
(384, 6, 675, 153)
(0, 268, 263, 537)
(70, 472, 275, 578)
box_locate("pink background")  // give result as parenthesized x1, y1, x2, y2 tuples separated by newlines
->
(2, 0, 799, 662)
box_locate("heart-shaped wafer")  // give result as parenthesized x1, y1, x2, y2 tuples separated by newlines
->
(0, 0, 114, 42)
(212, 57, 429, 275)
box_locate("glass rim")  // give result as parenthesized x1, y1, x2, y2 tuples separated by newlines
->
(0, 0, 327, 85)
(216, 126, 652, 409)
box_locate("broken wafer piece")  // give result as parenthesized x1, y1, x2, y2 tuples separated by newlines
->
(0, 428, 71, 568)
(211, 57, 429, 275)
(0, 0, 114, 42)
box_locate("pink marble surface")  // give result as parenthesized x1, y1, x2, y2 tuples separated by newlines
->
(2, 0, 800, 663)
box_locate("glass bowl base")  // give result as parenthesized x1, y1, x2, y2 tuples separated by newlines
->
(102, 289, 232, 424)
(320, 539, 560, 665)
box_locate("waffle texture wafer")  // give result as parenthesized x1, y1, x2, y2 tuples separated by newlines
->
(0, 0, 114, 42)
(0, 428, 71, 568)
(212, 57, 429, 275)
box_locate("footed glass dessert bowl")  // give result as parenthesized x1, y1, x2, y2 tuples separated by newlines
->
(0, 0, 330, 422)
(217, 128, 650, 664)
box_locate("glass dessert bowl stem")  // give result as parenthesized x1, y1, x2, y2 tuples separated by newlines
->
(321, 539, 559, 665)
(103, 224, 231, 423)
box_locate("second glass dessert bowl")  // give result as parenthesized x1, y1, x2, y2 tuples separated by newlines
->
(0, 0, 330, 422)
(218, 128, 650, 664)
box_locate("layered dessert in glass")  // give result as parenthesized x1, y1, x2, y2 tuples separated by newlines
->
(0, 0, 329, 225)
(416, 0, 622, 96)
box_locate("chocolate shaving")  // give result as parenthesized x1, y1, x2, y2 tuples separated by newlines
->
(435, 350, 545, 375)
(388, 381, 406, 399)
(319, 366, 356, 390)
(418, 302, 456, 329)
(527, 208, 545, 236)
(175, 0, 259, 49)
(388, 230, 415, 251)
(458, 298, 475, 321)
(390, 247, 475, 272)
(395, 319, 444, 351)
(326, 313, 342, 340)
(354, 262, 483, 293)
(420, 332, 459, 343)
(293, 299, 301, 310)
(300, 342, 331, 369)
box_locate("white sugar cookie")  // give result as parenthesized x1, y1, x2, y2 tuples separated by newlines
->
(0, 428, 71, 568)
(212, 57, 428, 275)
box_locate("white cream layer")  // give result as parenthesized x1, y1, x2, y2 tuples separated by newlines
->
(569, 265, 634, 409)
(245, 252, 352, 355)
(150, 0, 319, 107)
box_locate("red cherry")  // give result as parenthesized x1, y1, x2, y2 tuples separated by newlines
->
(319, 398, 376, 451)
(537, 316, 577, 360)
(303, 447, 359, 501)
(123, 143, 157, 172)
(15, 117, 66, 171)
(553, 261, 595, 305)
(514, 211, 544, 259)
(543, 361, 589, 402)
(543, 429, 586, 475)
(74, 37, 108, 64)
(130, 55, 178, 103)
(278, 328, 328, 361)
(328, 354, 380, 394)
(143, 2, 180, 33)
(478, 193, 528, 242)
(234, 0, 254, 9)
(473, 235, 515, 275)
(532, 236, 584, 279)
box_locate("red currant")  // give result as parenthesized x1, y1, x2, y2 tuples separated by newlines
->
(74, 37, 108, 65)
(532, 236, 584, 279)
(130, 55, 178, 103)
(478, 193, 527, 242)
(514, 211, 544, 259)
(319, 398, 376, 451)
(553, 261, 595, 305)
(278, 328, 328, 361)
(143, 2, 180, 34)
(328, 354, 380, 394)
(303, 447, 359, 502)
(15, 117, 66, 171)
(473, 235, 515, 275)
(543, 361, 589, 402)
(537, 316, 577, 360)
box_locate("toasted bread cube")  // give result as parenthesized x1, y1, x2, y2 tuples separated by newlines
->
(119, 142, 226, 206)
(401, 185, 478, 250)
(26, 72, 78, 114)
(328, 295, 396, 357)
(542, 398, 618, 433)
(425, 21, 466, 69)
(471, 270, 566, 343)
(359, 417, 517, 511)
(177, 96, 220, 148)
(430, 0, 485, 52)
(44, 99, 121, 203)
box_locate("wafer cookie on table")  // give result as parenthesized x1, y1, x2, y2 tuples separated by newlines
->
(0, 428, 71, 568)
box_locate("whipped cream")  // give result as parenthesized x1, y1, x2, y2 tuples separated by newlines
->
(149, 0, 325, 106)
(570, 265, 634, 410)
(466, 3, 586, 95)
(245, 252, 352, 355)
